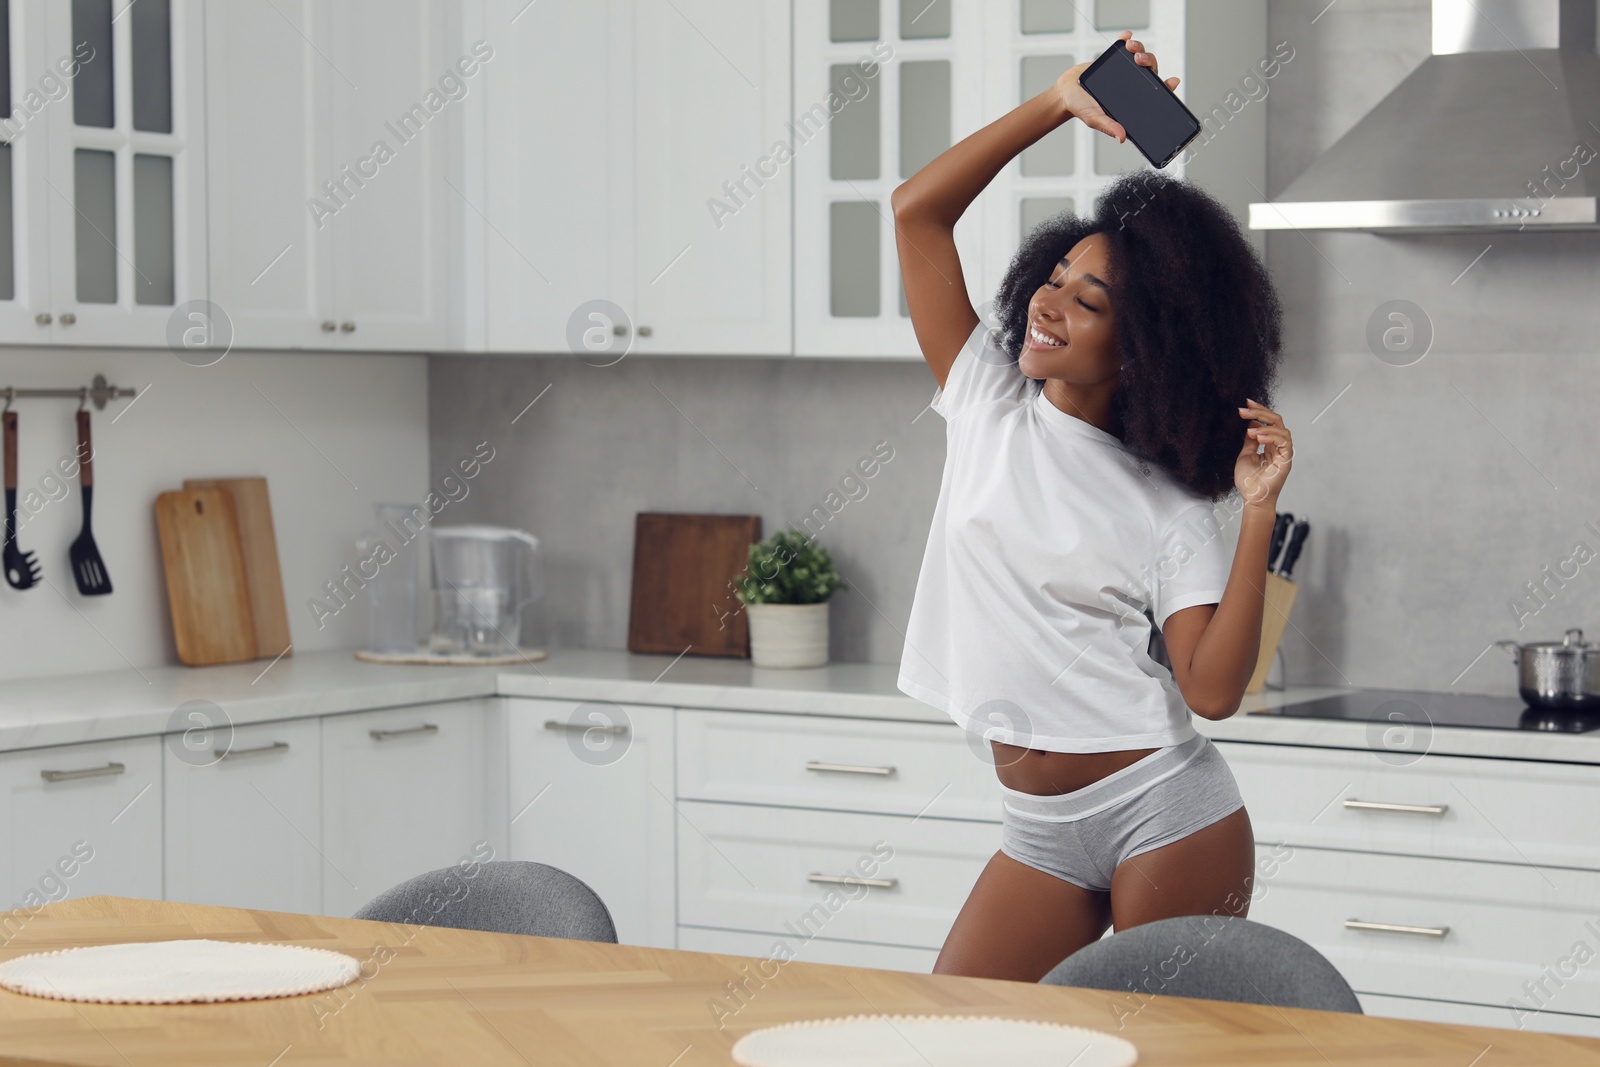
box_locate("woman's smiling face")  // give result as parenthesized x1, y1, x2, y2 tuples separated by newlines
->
(1017, 231, 1119, 384)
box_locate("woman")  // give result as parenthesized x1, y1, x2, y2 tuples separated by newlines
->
(891, 32, 1293, 981)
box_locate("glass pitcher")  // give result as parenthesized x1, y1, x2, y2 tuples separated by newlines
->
(428, 525, 542, 657)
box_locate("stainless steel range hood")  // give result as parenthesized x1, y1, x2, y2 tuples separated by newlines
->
(1249, 0, 1600, 233)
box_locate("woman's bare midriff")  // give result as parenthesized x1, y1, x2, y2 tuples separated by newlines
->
(990, 741, 1159, 795)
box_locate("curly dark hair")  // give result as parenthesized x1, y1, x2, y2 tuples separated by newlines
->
(992, 171, 1283, 501)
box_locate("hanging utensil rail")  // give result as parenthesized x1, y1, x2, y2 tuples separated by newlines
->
(1, 375, 137, 410)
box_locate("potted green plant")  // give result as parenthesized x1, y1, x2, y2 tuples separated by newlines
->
(735, 529, 844, 668)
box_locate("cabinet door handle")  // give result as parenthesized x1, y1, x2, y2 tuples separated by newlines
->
(220, 741, 290, 761)
(1343, 798, 1448, 816)
(805, 761, 895, 777)
(321, 320, 337, 332)
(340, 321, 355, 332)
(58, 312, 76, 326)
(35, 312, 51, 326)
(41, 761, 125, 782)
(369, 724, 439, 741)
(808, 873, 897, 890)
(543, 720, 628, 736)
(1345, 919, 1449, 938)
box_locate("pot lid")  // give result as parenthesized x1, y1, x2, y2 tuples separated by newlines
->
(1512, 627, 1598, 651)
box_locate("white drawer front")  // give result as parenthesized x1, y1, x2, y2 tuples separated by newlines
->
(1250, 845, 1600, 1020)
(677, 925, 939, 974)
(1217, 741, 1600, 870)
(0, 736, 164, 907)
(676, 800, 998, 950)
(677, 709, 1000, 821)
(1358, 993, 1600, 1038)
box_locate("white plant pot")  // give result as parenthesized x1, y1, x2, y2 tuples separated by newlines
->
(747, 602, 830, 669)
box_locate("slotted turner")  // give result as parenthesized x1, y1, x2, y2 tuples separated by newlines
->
(69, 410, 111, 596)
(3, 409, 41, 590)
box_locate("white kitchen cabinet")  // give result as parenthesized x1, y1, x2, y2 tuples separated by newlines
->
(629, 0, 791, 355)
(200, 0, 328, 350)
(793, 0, 986, 358)
(506, 698, 675, 949)
(1219, 740, 1600, 870)
(0, 0, 206, 347)
(320, 701, 491, 917)
(676, 799, 997, 951)
(0, 2, 52, 341)
(1248, 844, 1600, 1028)
(204, 0, 462, 352)
(0, 737, 163, 907)
(163, 717, 321, 914)
(677, 708, 999, 822)
(479, 0, 789, 357)
(481, 0, 628, 355)
(677, 924, 939, 974)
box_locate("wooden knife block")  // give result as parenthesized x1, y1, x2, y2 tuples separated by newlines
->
(1245, 572, 1297, 694)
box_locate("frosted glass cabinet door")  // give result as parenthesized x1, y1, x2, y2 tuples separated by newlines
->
(41, 0, 206, 347)
(203, 0, 334, 350)
(630, 0, 791, 356)
(794, 0, 985, 358)
(483, 0, 626, 355)
(0, 3, 52, 343)
(322, 0, 460, 352)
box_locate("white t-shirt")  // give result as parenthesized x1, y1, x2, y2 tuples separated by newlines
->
(897, 321, 1235, 753)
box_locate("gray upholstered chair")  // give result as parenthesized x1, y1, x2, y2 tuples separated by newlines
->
(351, 860, 618, 943)
(1041, 915, 1362, 1014)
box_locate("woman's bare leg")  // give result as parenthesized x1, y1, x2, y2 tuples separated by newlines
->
(933, 850, 1112, 981)
(1108, 807, 1255, 930)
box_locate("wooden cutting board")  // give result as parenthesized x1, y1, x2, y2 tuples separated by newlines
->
(155, 489, 258, 667)
(628, 513, 761, 657)
(185, 477, 291, 659)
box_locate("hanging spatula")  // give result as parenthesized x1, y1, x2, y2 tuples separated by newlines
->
(3, 409, 41, 590)
(69, 409, 112, 596)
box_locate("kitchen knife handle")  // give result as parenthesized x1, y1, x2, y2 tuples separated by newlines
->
(3, 411, 15, 492)
(1277, 520, 1309, 579)
(76, 410, 92, 488)
(1267, 512, 1290, 572)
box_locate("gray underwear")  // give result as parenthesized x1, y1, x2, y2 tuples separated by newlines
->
(999, 733, 1244, 892)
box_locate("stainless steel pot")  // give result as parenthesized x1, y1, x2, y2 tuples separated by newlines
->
(1495, 628, 1600, 709)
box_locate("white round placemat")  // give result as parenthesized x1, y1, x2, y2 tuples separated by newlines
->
(0, 939, 362, 1004)
(732, 1015, 1138, 1067)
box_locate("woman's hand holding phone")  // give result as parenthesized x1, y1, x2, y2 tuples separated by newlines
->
(1055, 30, 1178, 144)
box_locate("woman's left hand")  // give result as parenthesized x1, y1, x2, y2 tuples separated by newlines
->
(1235, 399, 1293, 508)
(1056, 31, 1179, 143)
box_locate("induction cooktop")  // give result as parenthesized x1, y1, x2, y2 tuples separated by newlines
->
(1262, 688, 1600, 734)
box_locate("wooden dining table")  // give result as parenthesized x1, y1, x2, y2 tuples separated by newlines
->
(0, 896, 1595, 1066)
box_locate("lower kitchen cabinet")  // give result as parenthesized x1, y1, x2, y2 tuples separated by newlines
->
(677, 925, 940, 973)
(0, 738, 163, 908)
(320, 701, 492, 917)
(506, 698, 675, 949)
(164, 718, 322, 914)
(1248, 844, 1600, 1025)
(675, 800, 998, 951)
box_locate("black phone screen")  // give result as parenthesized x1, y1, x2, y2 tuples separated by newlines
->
(1077, 40, 1200, 169)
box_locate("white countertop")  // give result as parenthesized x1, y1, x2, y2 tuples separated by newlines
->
(1, 648, 1595, 764)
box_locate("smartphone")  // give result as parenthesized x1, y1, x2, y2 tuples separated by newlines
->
(1077, 38, 1201, 169)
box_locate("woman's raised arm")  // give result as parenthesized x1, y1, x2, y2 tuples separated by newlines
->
(889, 32, 1174, 387)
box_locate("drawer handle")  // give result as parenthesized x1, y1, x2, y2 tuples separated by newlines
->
(1343, 798, 1448, 816)
(219, 741, 290, 761)
(807, 873, 897, 890)
(805, 761, 895, 777)
(543, 720, 629, 736)
(40, 762, 125, 782)
(369, 724, 439, 741)
(1345, 919, 1450, 938)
